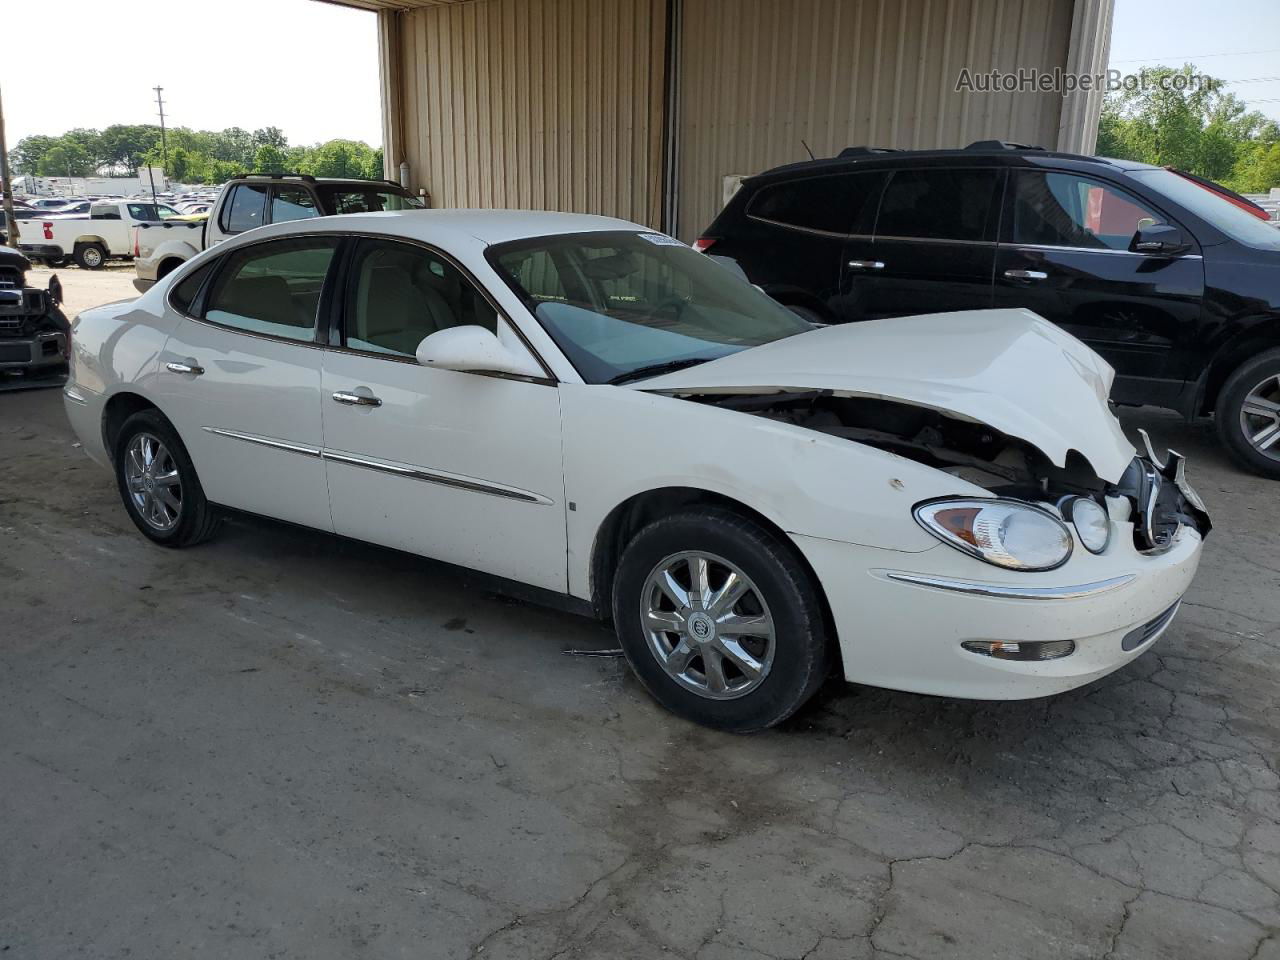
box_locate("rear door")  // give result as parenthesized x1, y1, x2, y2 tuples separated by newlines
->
(845, 166, 1001, 319)
(209, 183, 269, 246)
(729, 171, 886, 322)
(992, 168, 1205, 405)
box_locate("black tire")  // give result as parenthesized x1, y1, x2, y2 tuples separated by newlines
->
(1215, 347, 1280, 480)
(611, 507, 831, 732)
(74, 242, 107, 270)
(114, 409, 221, 547)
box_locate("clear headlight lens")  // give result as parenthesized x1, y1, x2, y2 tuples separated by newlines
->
(914, 498, 1073, 571)
(1065, 496, 1110, 554)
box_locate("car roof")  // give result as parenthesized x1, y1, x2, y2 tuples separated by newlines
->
(239, 209, 647, 246)
(749, 146, 1162, 185)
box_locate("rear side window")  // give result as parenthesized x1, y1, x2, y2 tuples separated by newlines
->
(91, 204, 122, 220)
(169, 261, 215, 315)
(270, 187, 319, 224)
(222, 184, 269, 234)
(747, 172, 885, 234)
(876, 168, 999, 242)
(203, 238, 337, 342)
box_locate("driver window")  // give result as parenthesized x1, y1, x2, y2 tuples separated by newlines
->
(345, 239, 497, 357)
(1011, 171, 1165, 251)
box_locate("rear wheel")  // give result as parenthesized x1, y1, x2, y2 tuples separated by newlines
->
(114, 409, 221, 547)
(74, 242, 107, 270)
(612, 507, 831, 732)
(1215, 348, 1280, 480)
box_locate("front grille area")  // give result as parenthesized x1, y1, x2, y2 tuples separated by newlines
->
(1121, 600, 1181, 652)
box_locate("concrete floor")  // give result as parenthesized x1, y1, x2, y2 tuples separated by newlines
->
(2, 270, 1280, 959)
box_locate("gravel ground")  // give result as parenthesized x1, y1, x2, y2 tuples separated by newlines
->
(2, 269, 1279, 959)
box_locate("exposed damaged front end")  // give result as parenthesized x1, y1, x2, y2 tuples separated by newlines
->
(693, 390, 1211, 554)
(0, 246, 70, 389)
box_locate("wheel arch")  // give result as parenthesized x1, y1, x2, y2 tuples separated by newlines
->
(73, 235, 108, 249)
(1200, 321, 1280, 416)
(156, 256, 185, 280)
(587, 485, 841, 668)
(101, 391, 165, 465)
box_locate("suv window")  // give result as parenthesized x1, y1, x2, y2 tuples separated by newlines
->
(344, 239, 497, 357)
(1010, 171, 1165, 251)
(748, 172, 886, 235)
(222, 184, 269, 234)
(320, 186, 424, 214)
(203, 238, 337, 342)
(876, 168, 999, 242)
(270, 186, 319, 224)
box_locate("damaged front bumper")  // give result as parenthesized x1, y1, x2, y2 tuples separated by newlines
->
(792, 444, 1210, 701)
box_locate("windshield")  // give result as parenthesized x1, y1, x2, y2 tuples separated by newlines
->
(318, 185, 424, 214)
(1134, 169, 1280, 251)
(488, 230, 812, 384)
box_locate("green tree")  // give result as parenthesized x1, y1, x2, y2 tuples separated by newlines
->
(252, 127, 288, 151)
(300, 139, 379, 179)
(253, 144, 288, 174)
(36, 141, 94, 177)
(11, 135, 59, 174)
(1232, 143, 1280, 193)
(98, 124, 164, 174)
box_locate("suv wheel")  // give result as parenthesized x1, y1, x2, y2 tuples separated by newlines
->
(114, 409, 221, 546)
(1216, 348, 1280, 479)
(74, 242, 107, 270)
(611, 507, 831, 732)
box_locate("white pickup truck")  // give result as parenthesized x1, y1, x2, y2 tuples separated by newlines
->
(132, 173, 423, 290)
(20, 200, 185, 270)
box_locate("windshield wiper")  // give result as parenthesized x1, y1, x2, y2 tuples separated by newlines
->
(608, 357, 713, 386)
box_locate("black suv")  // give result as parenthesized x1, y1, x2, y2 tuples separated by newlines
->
(0, 245, 68, 388)
(697, 143, 1280, 478)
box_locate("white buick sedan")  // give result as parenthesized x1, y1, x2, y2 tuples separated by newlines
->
(63, 210, 1210, 731)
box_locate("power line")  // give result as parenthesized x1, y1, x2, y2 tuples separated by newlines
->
(1111, 47, 1280, 64)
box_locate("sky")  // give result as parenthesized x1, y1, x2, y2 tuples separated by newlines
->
(3, 0, 1278, 153)
(1108, 0, 1280, 124)
(3, 0, 382, 150)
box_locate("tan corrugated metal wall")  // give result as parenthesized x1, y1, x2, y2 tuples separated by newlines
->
(393, 0, 668, 226)
(674, 0, 1076, 238)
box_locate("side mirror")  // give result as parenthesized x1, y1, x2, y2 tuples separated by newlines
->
(415, 325, 543, 378)
(1130, 223, 1191, 257)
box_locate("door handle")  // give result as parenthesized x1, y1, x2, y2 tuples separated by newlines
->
(165, 359, 204, 375)
(1003, 269, 1048, 281)
(847, 259, 885, 270)
(332, 390, 382, 408)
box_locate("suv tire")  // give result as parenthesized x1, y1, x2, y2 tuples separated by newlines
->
(611, 507, 831, 732)
(1215, 348, 1280, 480)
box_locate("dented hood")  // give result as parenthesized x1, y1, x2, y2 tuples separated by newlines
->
(637, 308, 1137, 482)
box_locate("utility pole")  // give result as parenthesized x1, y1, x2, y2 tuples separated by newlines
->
(154, 85, 168, 172)
(0, 80, 19, 247)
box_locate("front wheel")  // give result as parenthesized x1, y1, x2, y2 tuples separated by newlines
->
(1215, 348, 1280, 480)
(611, 507, 831, 732)
(114, 409, 221, 547)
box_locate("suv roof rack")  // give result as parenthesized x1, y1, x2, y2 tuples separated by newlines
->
(836, 146, 903, 158)
(235, 172, 319, 183)
(964, 140, 1044, 151)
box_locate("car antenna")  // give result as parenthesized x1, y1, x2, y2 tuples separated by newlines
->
(800, 139, 816, 161)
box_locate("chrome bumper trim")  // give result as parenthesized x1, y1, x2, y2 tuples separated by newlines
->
(63, 387, 88, 406)
(882, 571, 1137, 600)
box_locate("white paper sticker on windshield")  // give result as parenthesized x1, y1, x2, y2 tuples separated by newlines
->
(638, 232, 686, 247)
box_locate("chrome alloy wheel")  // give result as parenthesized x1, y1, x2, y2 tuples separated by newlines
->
(640, 551, 776, 700)
(1240, 374, 1280, 462)
(125, 433, 182, 532)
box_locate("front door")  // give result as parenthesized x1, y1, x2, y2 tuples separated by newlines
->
(156, 236, 338, 531)
(992, 169, 1205, 407)
(844, 166, 1001, 320)
(321, 237, 567, 591)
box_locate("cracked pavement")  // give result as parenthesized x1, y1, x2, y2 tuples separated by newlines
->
(2, 276, 1278, 959)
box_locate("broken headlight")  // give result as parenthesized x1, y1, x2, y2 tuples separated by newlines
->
(914, 498, 1073, 572)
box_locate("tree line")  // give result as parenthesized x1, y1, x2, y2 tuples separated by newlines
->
(1098, 65, 1280, 193)
(12, 125, 384, 184)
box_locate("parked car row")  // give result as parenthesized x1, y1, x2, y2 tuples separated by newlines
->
(698, 142, 1280, 479)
